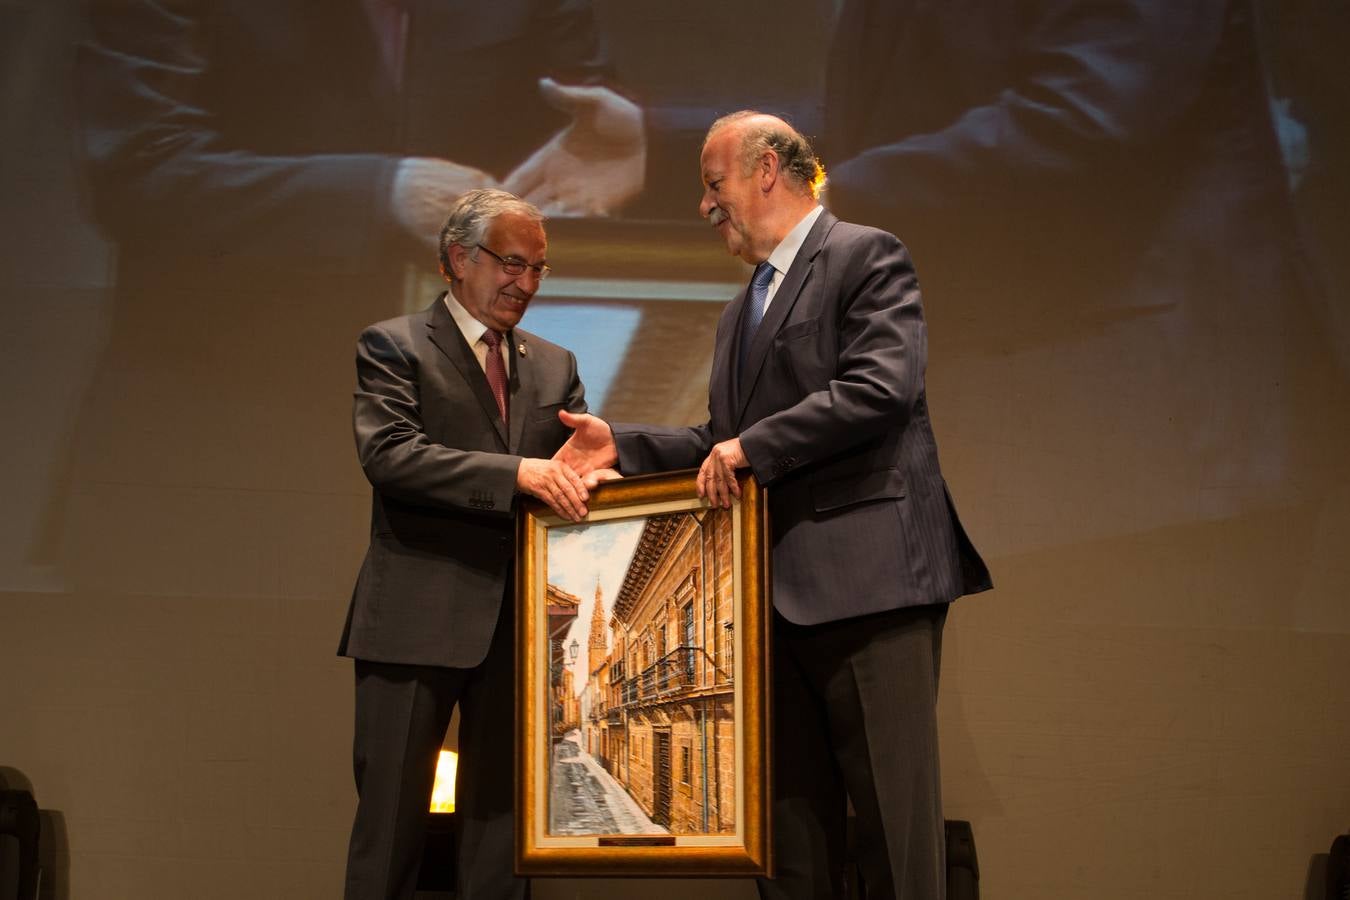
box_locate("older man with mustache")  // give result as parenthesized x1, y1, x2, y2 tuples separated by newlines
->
(557, 113, 991, 899)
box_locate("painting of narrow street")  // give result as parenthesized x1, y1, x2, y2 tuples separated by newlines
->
(546, 507, 738, 836)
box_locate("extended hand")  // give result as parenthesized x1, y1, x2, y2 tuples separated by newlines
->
(554, 410, 618, 477)
(697, 439, 747, 508)
(517, 458, 589, 522)
(503, 78, 645, 217)
(583, 467, 623, 490)
(391, 157, 498, 251)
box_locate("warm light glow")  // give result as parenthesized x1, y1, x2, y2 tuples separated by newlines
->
(429, 750, 457, 812)
(810, 161, 827, 199)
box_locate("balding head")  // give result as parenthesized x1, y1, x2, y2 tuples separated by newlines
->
(698, 110, 824, 263)
(704, 111, 825, 199)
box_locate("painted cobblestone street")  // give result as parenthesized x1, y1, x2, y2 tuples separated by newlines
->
(548, 730, 665, 835)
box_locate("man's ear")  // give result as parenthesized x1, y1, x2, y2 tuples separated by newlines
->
(447, 242, 470, 280)
(758, 150, 780, 193)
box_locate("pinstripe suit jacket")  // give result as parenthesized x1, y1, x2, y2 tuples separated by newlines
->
(613, 211, 990, 624)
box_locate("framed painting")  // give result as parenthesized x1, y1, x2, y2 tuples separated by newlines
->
(516, 470, 771, 877)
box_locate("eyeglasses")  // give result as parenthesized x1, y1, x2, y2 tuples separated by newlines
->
(474, 244, 551, 280)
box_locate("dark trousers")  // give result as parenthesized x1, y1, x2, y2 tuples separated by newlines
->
(343, 598, 526, 900)
(758, 602, 948, 900)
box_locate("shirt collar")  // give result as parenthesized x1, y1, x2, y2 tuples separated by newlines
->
(766, 205, 825, 278)
(443, 291, 492, 347)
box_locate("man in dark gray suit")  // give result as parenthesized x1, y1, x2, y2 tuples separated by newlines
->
(340, 189, 592, 900)
(558, 113, 991, 899)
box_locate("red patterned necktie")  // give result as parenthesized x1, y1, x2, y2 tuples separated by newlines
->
(481, 329, 509, 426)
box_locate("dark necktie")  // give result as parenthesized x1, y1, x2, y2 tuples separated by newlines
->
(481, 329, 509, 426)
(739, 262, 776, 369)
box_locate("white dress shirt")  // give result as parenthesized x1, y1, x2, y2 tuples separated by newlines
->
(443, 293, 510, 374)
(761, 205, 825, 312)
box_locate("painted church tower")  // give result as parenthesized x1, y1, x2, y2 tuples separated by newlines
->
(588, 579, 607, 675)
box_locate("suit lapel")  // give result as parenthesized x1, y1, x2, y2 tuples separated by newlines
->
(507, 329, 535, 454)
(735, 212, 837, 424)
(426, 296, 509, 448)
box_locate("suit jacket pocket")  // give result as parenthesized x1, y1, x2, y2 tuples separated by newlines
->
(776, 316, 822, 343)
(812, 466, 906, 513)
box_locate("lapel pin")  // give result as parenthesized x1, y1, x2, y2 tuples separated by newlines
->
(517, 341, 527, 357)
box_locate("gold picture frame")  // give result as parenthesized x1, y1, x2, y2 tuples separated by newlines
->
(516, 470, 771, 877)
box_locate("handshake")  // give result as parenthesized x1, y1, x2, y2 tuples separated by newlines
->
(393, 78, 646, 250)
(514, 410, 620, 523)
(516, 411, 748, 524)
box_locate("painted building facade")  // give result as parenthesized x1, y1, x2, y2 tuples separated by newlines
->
(582, 508, 738, 834)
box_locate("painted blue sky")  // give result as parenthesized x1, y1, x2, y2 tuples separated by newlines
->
(548, 516, 647, 692)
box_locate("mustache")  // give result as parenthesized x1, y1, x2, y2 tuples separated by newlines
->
(708, 207, 727, 227)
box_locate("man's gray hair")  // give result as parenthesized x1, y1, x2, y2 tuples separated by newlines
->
(706, 110, 824, 197)
(438, 189, 544, 279)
